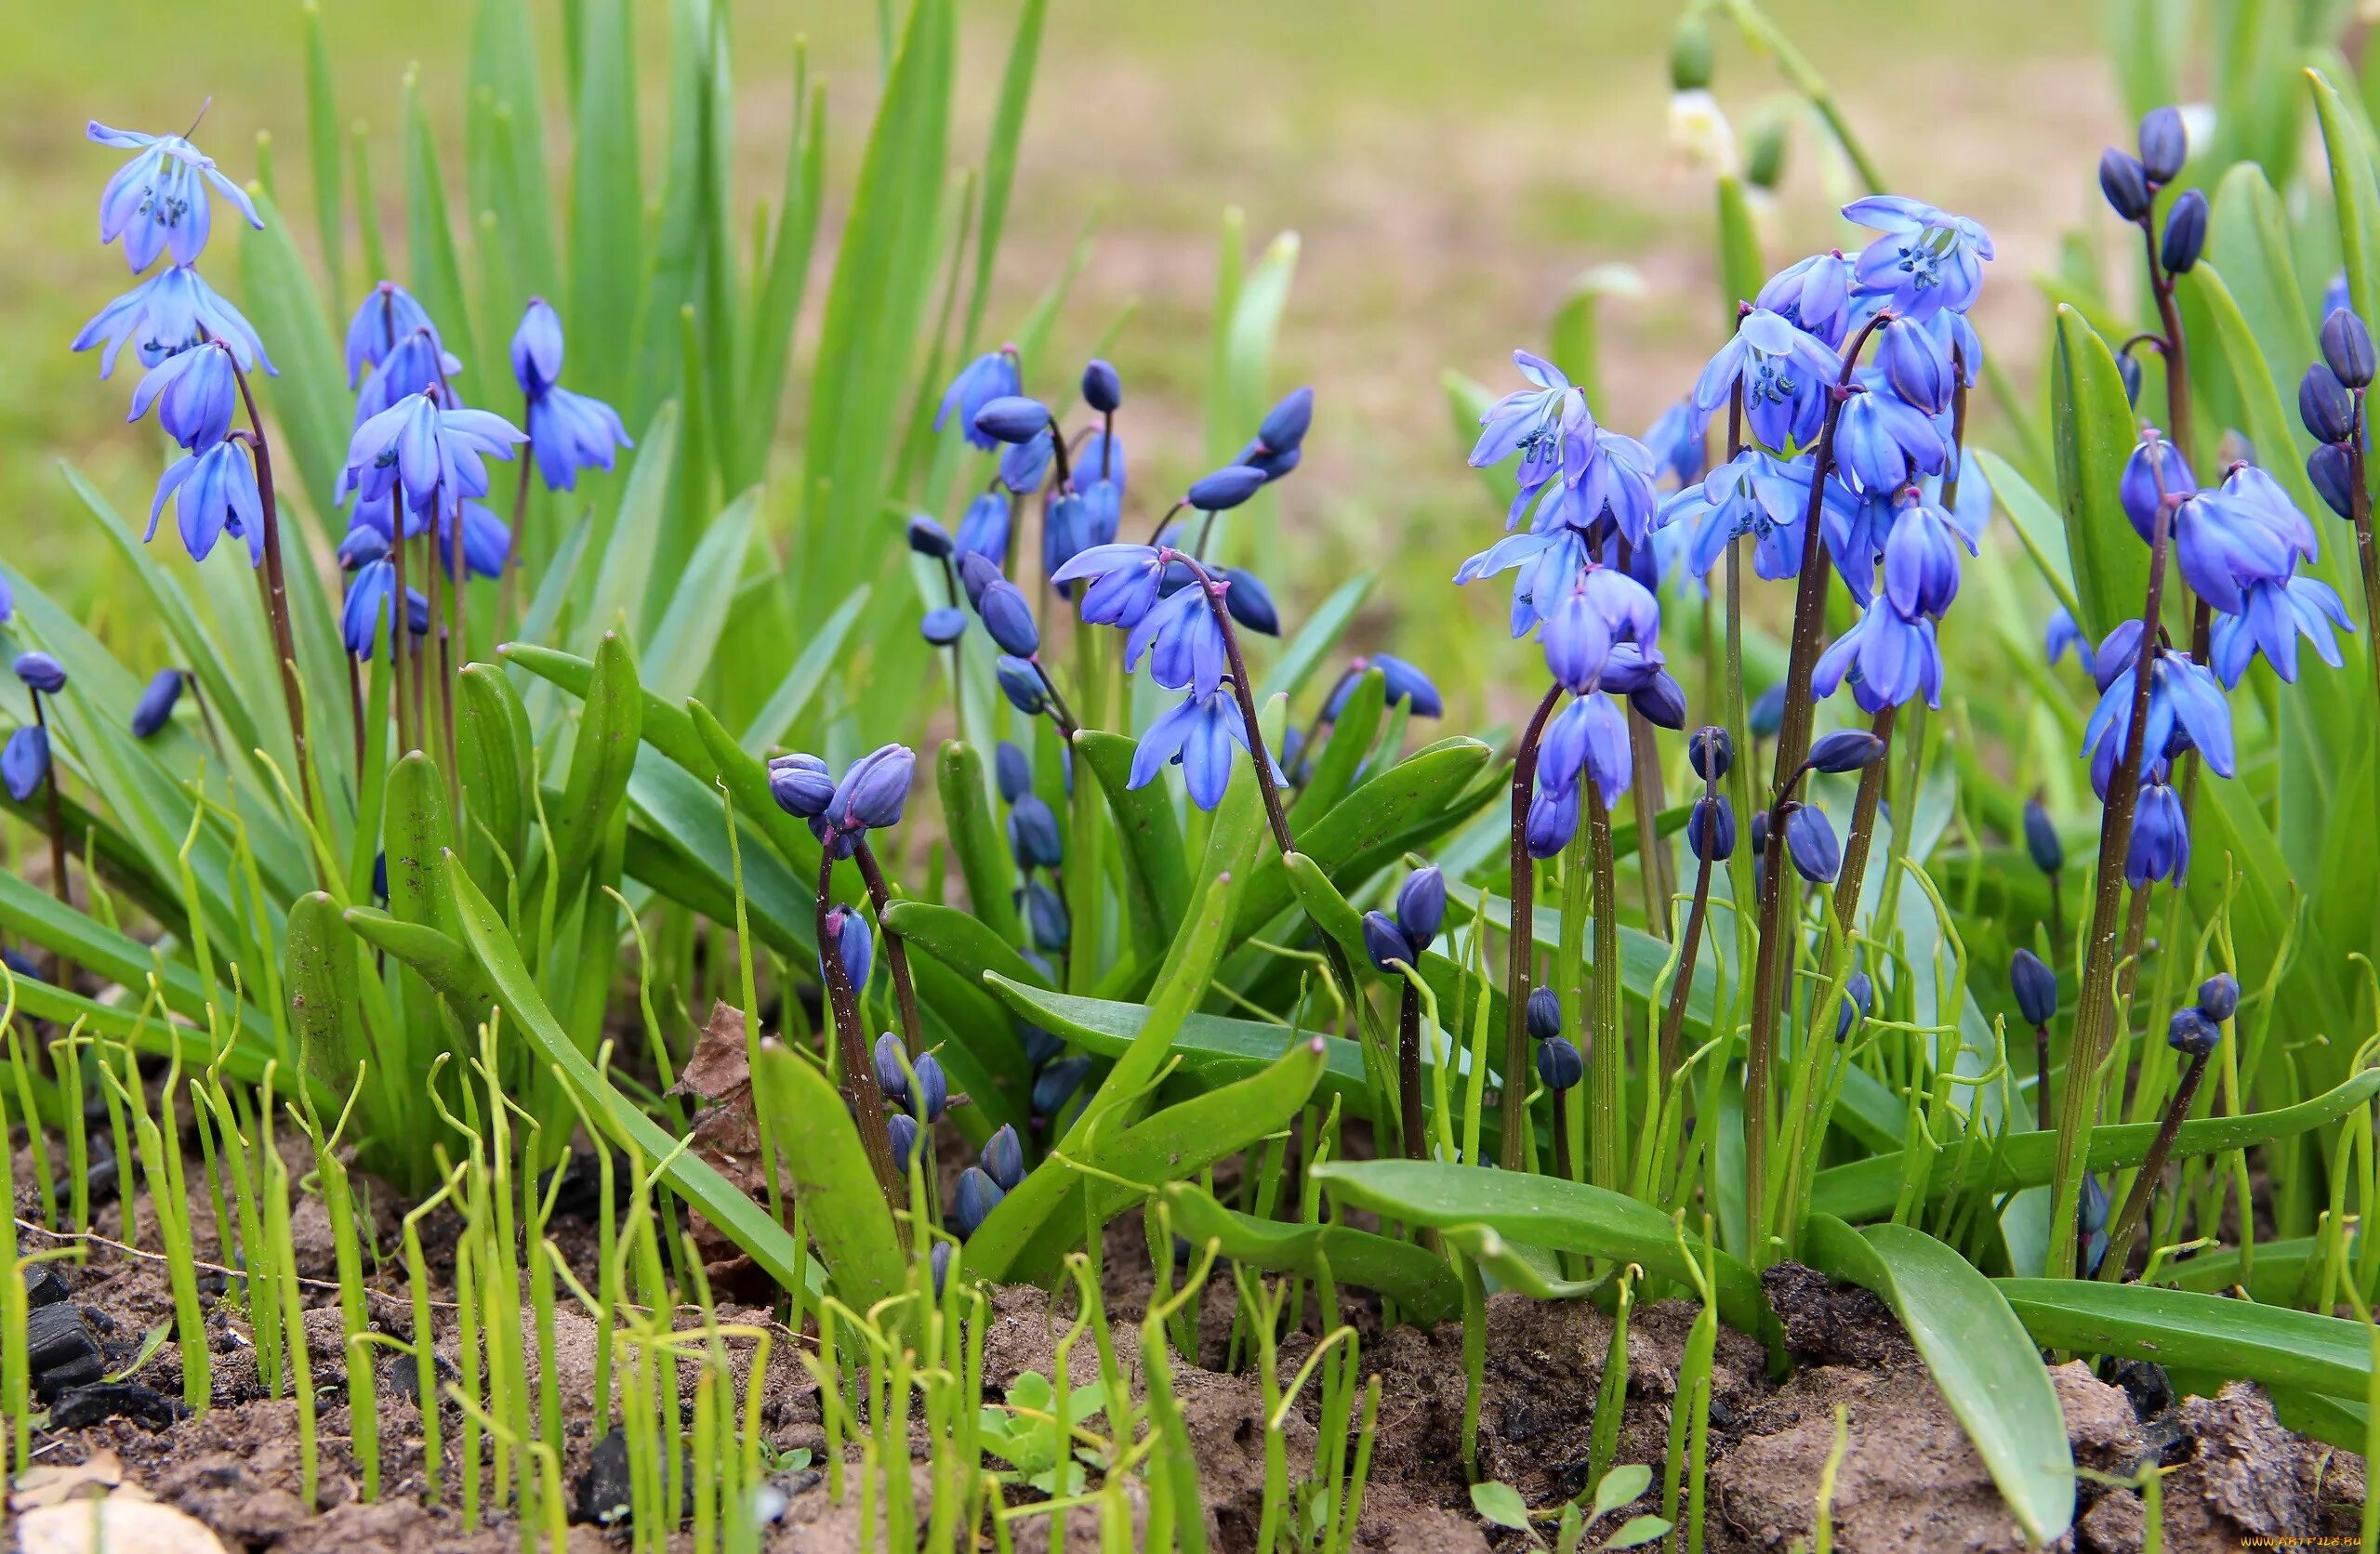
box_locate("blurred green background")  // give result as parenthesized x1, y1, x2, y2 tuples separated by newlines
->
(3, 0, 2114, 684)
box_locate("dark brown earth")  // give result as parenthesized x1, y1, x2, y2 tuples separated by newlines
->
(7, 1137, 2366, 1553)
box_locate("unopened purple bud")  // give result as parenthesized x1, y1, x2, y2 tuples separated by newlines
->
(1256, 387, 1315, 454)
(2118, 350, 2143, 408)
(2196, 971, 2240, 1024)
(2322, 308, 2376, 389)
(911, 1052, 948, 1122)
(2119, 436, 2196, 541)
(921, 606, 966, 646)
(1687, 794, 1735, 863)
(2160, 189, 2207, 275)
(887, 1113, 919, 1174)
(997, 655, 1048, 716)
(131, 668, 184, 738)
(1783, 803, 1841, 883)
(1833, 971, 1873, 1042)
(873, 1031, 910, 1101)
(1008, 792, 1064, 871)
(1805, 729, 1885, 775)
(2137, 107, 2187, 183)
(1361, 910, 1411, 974)
(1081, 360, 1122, 414)
(1024, 880, 1070, 953)
(1373, 654, 1443, 718)
(952, 1166, 1005, 1238)
(827, 909, 873, 995)
(1237, 441, 1302, 483)
(995, 741, 1033, 804)
(1223, 569, 1280, 636)
(2, 726, 49, 802)
(768, 753, 835, 819)
(12, 652, 67, 695)
(1395, 866, 1447, 953)
(2166, 1007, 2221, 1059)
(2096, 149, 2152, 221)
(832, 744, 917, 832)
(2023, 798, 2064, 876)
(2010, 947, 2057, 1027)
(337, 525, 390, 571)
(907, 514, 954, 559)
(1536, 1035, 1584, 1092)
(1033, 1054, 1091, 1118)
(982, 1124, 1025, 1191)
(1526, 784, 1581, 861)
(2309, 441, 2358, 520)
(1526, 987, 1563, 1043)
(1631, 670, 1687, 731)
(977, 580, 1041, 658)
(1748, 684, 1786, 738)
(1185, 466, 1267, 511)
(973, 396, 1052, 444)
(958, 550, 1003, 607)
(1688, 725, 1732, 782)
(2300, 364, 2355, 444)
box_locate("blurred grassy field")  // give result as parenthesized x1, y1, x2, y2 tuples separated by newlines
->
(2, 0, 2115, 704)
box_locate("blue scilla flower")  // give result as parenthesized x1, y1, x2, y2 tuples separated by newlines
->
(1540, 581, 1611, 694)
(1843, 195, 1994, 323)
(1223, 568, 1280, 636)
(433, 502, 511, 580)
(2118, 434, 2195, 538)
(2046, 606, 2092, 675)
(1053, 542, 1166, 629)
(1833, 376, 1950, 495)
(1453, 520, 1591, 638)
(1129, 583, 1229, 700)
(339, 558, 430, 658)
(510, 296, 564, 397)
(2082, 640, 2233, 797)
(131, 668, 184, 738)
(1130, 684, 1275, 811)
(1025, 880, 1069, 952)
(1755, 251, 1855, 349)
(997, 655, 1048, 716)
(3, 727, 49, 803)
(1008, 791, 1064, 871)
(1080, 423, 1126, 502)
(921, 606, 966, 646)
(339, 391, 526, 514)
(1691, 308, 1842, 454)
(1042, 490, 1092, 584)
(1814, 595, 1942, 712)
(1658, 449, 1815, 580)
(1000, 429, 1053, 494)
(355, 326, 464, 425)
(952, 1166, 1005, 1239)
(2170, 481, 2305, 619)
(937, 350, 1023, 452)
(824, 906, 873, 994)
(956, 491, 1011, 567)
(337, 523, 390, 571)
(1688, 793, 1736, 862)
(1470, 349, 1596, 494)
(1877, 319, 1955, 416)
(2210, 574, 2352, 687)
(1527, 428, 1662, 547)
(13, 653, 66, 695)
(1539, 690, 1633, 805)
(2127, 779, 2189, 885)
(1526, 782, 1580, 859)
(74, 265, 271, 378)
(528, 384, 631, 494)
(1255, 387, 1316, 457)
(1642, 396, 1712, 489)
(342, 282, 441, 388)
(150, 437, 262, 565)
(975, 577, 1040, 658)
(87, 118, 261, 272)
(813, 744, 917, 859)
(1321, 655, 1443, 719)
(1881, 492, 1973, 618)
(128, 340, 239, 451)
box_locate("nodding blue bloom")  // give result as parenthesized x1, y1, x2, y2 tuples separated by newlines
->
(1079, 444, 1127, 542)
(1540, 582, 1611, 694)
(1527, 987, 1563, 1042)
(886, 1113, 919, 1174)
(13, 653, 67, 695)
(1081, 426, 1127, 492)
(2118, 434, 2195, 539)
(2170, 474, 2307, 617)
(1323, 655, 1443, 719)
(2024, 797, 2065, 875)
(1223, 568, 1280, 636)
(1130, 684, 1272, 811)
(1537, 1036, 1584, 1092)
(129, 340, 238, 450)
(1008, 792, 1064, 871)
(339, 391, 527, 513)
(2198, 971, 2241, 1024)
(956, 491, 1012, 566)
(995, 742, 1032, 805)
(937, 351, 1024, 452)
(825, 744, 917, 840)
(1687, 793, 1736, 862)
(342, 282, 441, 388)
(2210, 574, 2353, 687)
(1053, 542, 1166, 629)
(1833, 377, 1950, 495)
(2300, 363, 2356, 444)
(1255, 387, 1316, 455)
(2010, 947, 2058, 1026)
(1041, 490, 1094, 585)
(1539, 691, 1633, 804)
(1749, 682, 1786, 737)
(130, 668, 184, 738)
(337, 523, 390, 571)
(338, 558, 430, 658)
(1452, 520, 1590, 636)
(1691, 308, 1843, 454)
(951, 1166, 1005, 1239)
(2081, 647, 2233, 797)
(872, 1031, 911, 1102)
(510, 297, 564, 397)
(1643, 396, 1712, 488)
(1842, 194, 1993, 322)
(87, 119, 261, 271)
(150, 436, 263, 566)
(1881, 493, 1972, 618)
(1033, 1054, 1090, 1116)
(999, 429, 1053, 494)
(975, 578, 1040, 658)
(74, 264, 271, 378)
(1657, 450, 1836, 582)
(432, 502, 511, 580)
(982, 1125, 1026, 1192)
(825, 906, 873, 994)
(1128, 583, 1229, 700)
(1024, 885, 1071, 953)
(3, 727, 50, 802)
(1186, 466, 1268, 512)
(1755, 251, 1855, 349)
(2126, 779, 2189, 885)
(1526, 782, 1581, 859)
(2045, 606, 2092, 676)
(768, 752, 836, 819)
(355, 326, 465, 425)
(528, 385, 632, 493)
(1526, 428, 1662, 546)
(1876, 319, 1955, 416)
(1813, 595, 1943, 712)
(921, 605, 966, 646)
(1470, 349, 1595, 493)
(1395, 866, 1448, 954)
(1783, 802, 1841, 883)
(997, 654, 1048, 716)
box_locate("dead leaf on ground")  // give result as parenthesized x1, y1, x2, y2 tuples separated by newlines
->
(9, 1448, 132, 1512)
(17, 1495, 228, 1554)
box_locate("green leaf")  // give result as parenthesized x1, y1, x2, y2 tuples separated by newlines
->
(443, 852, 811, 1290)
(284, 892, 363, 1103)
(456, 662, 531, 890)
(384, 751, 459, 933)
(937, 741, 1026, 949)
(1310, 1160, 1764, 1332)
(1593, 1464, 1653, 1519)
(1805, 1217, 2072, 1545)
(1071, 730, 1190, 955)
(1161, 1181, 1460, 1325)
(1470, 1482, 1531, 1532)
(402, 69, 483, 406)
(1600, 1515, 1673, 1551)
(500, 640, 710, 777)
(881, 902, 1051, 995)
(302, 1, 345, 299)
(549, 633, 645, 895)
(959, 0, 1045, 352)
(1997, 1278, 2373, 1403)
(1440, 1224, 1606, 1301)
(642, 488, 760, 700)
(1969, 448, 2078, 620)
(1715, 174, 1763, 323)
(2313, 70, 2380, 341)
(341, 906, 495, 1025)
(2048, 305, 2149, 642)
(566, 0, 642, 408)
(580, 402, 682, 652)
(738, 583, 868, 755)
(1259, 573, 1373, 705)
(737, 55, 825, 488)
(750, 1043, 905, 1310)
(1287, 667, 1383, 830)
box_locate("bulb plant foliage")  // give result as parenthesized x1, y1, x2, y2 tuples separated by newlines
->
(10, 1, 2380, 1550)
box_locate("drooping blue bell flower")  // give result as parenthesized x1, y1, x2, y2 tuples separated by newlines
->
(432, 502, 511, 581)
(528, 384, 632, 493)
(1527, 782, 1580, 860)
(1469, 350, 1595, 492)
(354, 326, 463, 425)
(338, 559, 429, 658)
(999, 429, 1053, 494)
(1877, 319, 1955, 416)
(341, 282, 440, 388)
(130, 668, 184, 738)
(982, 1125, 1025, 1192)
(974, 395, 1052, 445)
(2124, 780, 2189, 886)
(150, 437, 265, 567)
(338, 390, 526, 514)
(1539, 690, 1633, 804)
(2117, 435, 2195, 540)
(129, 340, 239, 450)
(1129, 585, 1229, 701)
(2082, 647, 2233, 797)
(75, 264, 271, 378)
(13, 653, 67, 695)
(1691, 308, 1843, 453)
(1754, 252, 1854, 350)
(2044, 608, 2092, 676)
(1053, 544, 1166, 630)
(510, 296, 565, 398)
(956, 491, 1012, 567)
(937, 351, 1024, 452)
(1833, 376, 1949, 495)
(2211, 574, 2352, 688)
(1812, 595, 1942, 713)
(1783, 802, 1841, 883)
(87, 118, 262, 272)
(1128, 685, 1275, 812)
(951, 1166, 1005, 1239)
(2, 727, 50, 802)
(1540, 582, 1611, 695)
(2010, 948, 2058, 1027)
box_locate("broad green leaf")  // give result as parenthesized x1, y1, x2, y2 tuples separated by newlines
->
(1470, 1482, 1530, 1532)
(341, 906, 494, 1025)
(1805, 1216, 2072, 1545)
(566, 0, 642, 408)
(1287, 667, 1384, 830)
(546, 633, 644, 902)
(2048, 305, 2149, 642)
(383, 752, 459, 934)
(1071, 730, 1189, 956)
(456, 662, 531, 889)
(751, 1043, 904, 1310)
(501, 640, 709, 777)
(0, 870, 266, 1055)
(937, 741, 1025, 949)
(1258, 576, 1372, 707)
(1715, 174, 1763, 322)
(642, 487, 759, 700)
(985, 971, 1373, 1100)
(881, 902, 1051, 995)
(1310, 1160, 1764, 1332)
(736, 56, 824, 488)
(1162, 1180, 1460, 1325)
(1441, 1224, 1606, 1301)
(1998, 1278, 2373, 1402)
(1594, 1464, 1653, 1520)
(580, 402, 681, 652)
(1969, 448, 2078, 620)
(738, 583, 868, 755)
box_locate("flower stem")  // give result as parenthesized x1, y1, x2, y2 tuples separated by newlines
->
(854, 841, 926, 1061)
(2347, 396, 2380, 856)
(1170, 553, 1294, 857)
(1499, 685, 1567, 1172)
(2096, 1049, 2211, 1280)
(1659, 849, 1714, 1091)
(231, 366, 317, 831)
(1396, 981, 1425, 1162)
(503, 415, 533, 630)
(814, 854, 906, 1222)
(1831, 704, 1897, 934)
(2138, 218, 2192, 462)
(1586, 782, 1623, 1192)
(1029, 658, 1080, 741)
(29, 693, 75, 988)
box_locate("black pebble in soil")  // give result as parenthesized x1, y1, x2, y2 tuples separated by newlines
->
(27, 1305, 107, 1399)
(24, 1262, 72, 1309)
(49, 1380, 180, 1430)
(538, 1149, 629, 1223)
(574, 1429, 693, 1527)
(384, 1351, 461, 1404)
(85, 1150, 119, 1207)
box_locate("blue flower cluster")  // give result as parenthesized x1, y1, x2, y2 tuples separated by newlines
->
(767, 744, 917, 861)
(996, 741, 1069, 955)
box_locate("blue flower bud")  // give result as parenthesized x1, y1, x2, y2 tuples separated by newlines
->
(1783, 803, 1840, 884)
(912, 1052, 948, 1122)
(2096, 148, 2152, 221)
(1361, 910, 1411, 973)
(1527, 987, 1563, 1043)
(957, 491, 1012, 567)
(2125, 780, 2189, 887)
(1223, 569, 1279, 636)
(1081, 360, 1122, 415)
(12, 652, 67, 695)
(2323, 308, 2376, 389)
(1033, 1054, 1091, 1118)
(920, 606, 967, 646)
(930, 1239, 954, 1296)
(372, 851, 388, 902)
(826, 908, 873, 995)
(337, 524, 390, 571)
(958, 551, 1002, 608)
(2167, 1007, 2221, 1059)
(2300, 364, 2355, 445)
(1372, 654, 1443, 718)
(2137, 106, 2187, 183)
(1631, 670, 1687, 731)
(1748, 684, 1786, 738)
(1688, 725, 1732, 782)
(131, 668, 184, 739)
(873, 1031, 910, 1102)
(1687, 794, 1735, 863)
(1236, 440, 1302, 483)
(952, 1166, 1006, 1239)
(1879, 320, 1954, 416)
(1526, 784, 1581, 861)
(997, 655, 1048, 716)
(1023, 1024, 1064, 1070)
(2010, 948, 2058, 1027)
(1805, 729, 1885, 775)
(830, 744, 917, 833)
(2119, 436, 2195, 541)
(2, 726, 50, 802)
(2023, 798, 2063, 876)
(992, 744, 1032, 808)
(907, 514, 954, 559)
(1184, 466, 1267, 512)
(1536, 1035, 1583, 1092)
(510, 296, 565, 397)
(1833, 972, 1873, 1042)
(2077, 1172, 2111, 1276)
(2309, 441, 2358, 519)
(887, 1113, 919, 1174)
(2159, 189, 2207, 275)
(977, 579, 1041, 658)
(1024, 880, 1070, 953)
(973, 395, 1052, 445)
(769, 753, 836, 819)
(981, 1124, 1025, 1192)
(2196, 971, 2240, 1024)
(1395, 866, 1447, 954)
(1008, 792, 1064, 871)
(2118, 349, 2143, 408)
(1255, 387, 1315, 454)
